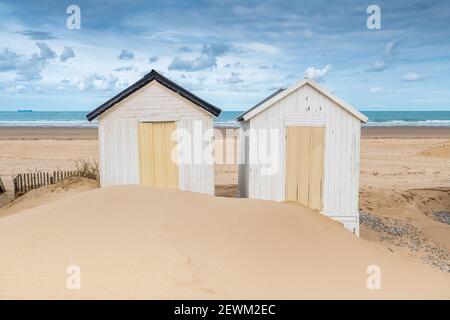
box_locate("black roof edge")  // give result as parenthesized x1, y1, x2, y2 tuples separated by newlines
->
(86, 69, 221, 121)
(236, 88, 286, 121)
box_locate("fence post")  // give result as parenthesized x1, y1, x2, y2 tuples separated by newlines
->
(13, 167, 97, 197)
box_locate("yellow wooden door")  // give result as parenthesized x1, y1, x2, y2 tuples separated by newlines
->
(138, 122, 179, 190)
(309, 127, 325, 210)
(298, 126, 311, 206)
(286, 126, 299, 201)
(286, 126, 325, 210)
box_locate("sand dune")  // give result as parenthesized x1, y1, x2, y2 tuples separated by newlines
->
(0, 177, 99, 218)
(0, 186, 448, 299)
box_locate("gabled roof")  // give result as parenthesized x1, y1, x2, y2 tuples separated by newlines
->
(237, 78, 368, 123)
(86, 69, 221, 121)
(236, 88, 285, 121)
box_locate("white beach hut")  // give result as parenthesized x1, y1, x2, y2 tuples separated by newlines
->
(237, 78, 368, 234)
(87, 70, 221, 195)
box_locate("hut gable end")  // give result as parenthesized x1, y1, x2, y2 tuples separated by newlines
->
(238, 80, 367, 123)
(99, 81, 212, 122)
(87, 69, 221, 121)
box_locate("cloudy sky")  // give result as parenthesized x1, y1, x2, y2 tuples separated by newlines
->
(0, 0, 449, 111)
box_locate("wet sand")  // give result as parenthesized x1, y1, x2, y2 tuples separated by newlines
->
(361, 126, 450, 139)
(1, 126, 450, 140)
(0, 127, 98, 140)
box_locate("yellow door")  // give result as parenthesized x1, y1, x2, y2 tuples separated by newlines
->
(286, 127, 299, 201)
(138, 122, 179, 190)
(286, 126, 325, 210)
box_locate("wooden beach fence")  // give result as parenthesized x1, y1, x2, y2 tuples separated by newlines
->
(12, 170, 97, 197)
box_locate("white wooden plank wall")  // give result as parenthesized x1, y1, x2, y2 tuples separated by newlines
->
(241, 84, 361, 233)
(98, 81, 215, 195)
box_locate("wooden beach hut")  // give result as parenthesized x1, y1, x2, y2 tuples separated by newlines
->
(87, 70, 221, 195)
(237, 78, 368, 234)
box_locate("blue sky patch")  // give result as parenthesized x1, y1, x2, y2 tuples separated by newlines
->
(0, 0, 449, 111)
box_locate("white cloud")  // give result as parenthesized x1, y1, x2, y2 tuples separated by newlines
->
(177, 47, 192, 53)
(15, 58, 43, 81)
(117, 80, 129, 88)
(6, 42, 57, 81)
(60, 46, 75, 62)
(118, 49, 134, 61)
(0, 48, 21, 71)
(219, 72, 243, 84)
(384, 39, 399, 57)
(366, 39, 400, 72)
(36, 42, 57, 61)
(168, 43, 233, 72)
(259, 64, 277, 70)
(114, 65, 133, 72)
(401, 72, 423, 81)
(18, 30, 56, 40)
(241, 42, 280, 55)
(366, 59, 387, 72)
(78, 73, 119, 91)
(223, 62, 242, 69)
(370, 86, 383, 93)
(5, 84, 26, 93)
(304, 64, 331, 82)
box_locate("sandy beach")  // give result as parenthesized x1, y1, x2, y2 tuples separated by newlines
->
(1, 183, 449, 299)
(1, 126, 449, 140)
(0, 126, 449, 298)
(0, 127, 98, 140)
(361, 126, 450, 139)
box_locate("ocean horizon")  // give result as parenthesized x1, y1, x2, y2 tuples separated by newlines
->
(0, 110, 450, 128)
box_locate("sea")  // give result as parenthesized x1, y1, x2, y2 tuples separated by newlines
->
(0, 111, 449, 128)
